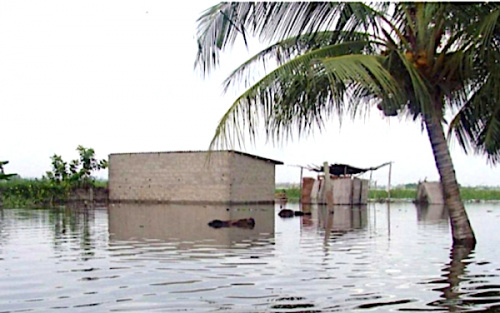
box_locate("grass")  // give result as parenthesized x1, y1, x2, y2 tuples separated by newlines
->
(0, 178, 108, 208)
(276, 186, 500, 202)
(460, 187, 500, 201)
(368, 188, 417, 200)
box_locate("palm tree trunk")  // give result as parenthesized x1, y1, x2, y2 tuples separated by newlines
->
(423, 113, 476, 247)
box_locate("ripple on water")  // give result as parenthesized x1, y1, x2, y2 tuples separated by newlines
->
(1, 204, 500, 312)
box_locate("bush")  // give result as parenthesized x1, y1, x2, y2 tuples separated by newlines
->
(0, 146, 108, 208)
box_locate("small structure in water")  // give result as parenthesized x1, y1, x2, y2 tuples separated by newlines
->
(208, 218, 255, 229)
(416, 181, 445, 204)
(300, 162, 391, 205)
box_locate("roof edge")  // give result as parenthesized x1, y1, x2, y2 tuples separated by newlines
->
(108, 150, 284, 165)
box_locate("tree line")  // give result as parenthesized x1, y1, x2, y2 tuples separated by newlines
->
(0, 146, 107, 207)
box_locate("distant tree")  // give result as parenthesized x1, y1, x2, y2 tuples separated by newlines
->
(404, 183, 418, 189)
(45, 146, 108, 187)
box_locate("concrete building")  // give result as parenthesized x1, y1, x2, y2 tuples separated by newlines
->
(108, 150, 283, 204)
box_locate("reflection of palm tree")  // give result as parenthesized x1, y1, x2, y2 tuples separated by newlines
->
(429, 245, 473, 312)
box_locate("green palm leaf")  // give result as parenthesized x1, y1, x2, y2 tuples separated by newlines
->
(197, 2, 500, 246)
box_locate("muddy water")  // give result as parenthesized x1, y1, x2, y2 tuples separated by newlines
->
(0, 202, 499, 312)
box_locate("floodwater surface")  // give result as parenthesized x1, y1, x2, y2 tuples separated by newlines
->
(0, 202, 499, 312)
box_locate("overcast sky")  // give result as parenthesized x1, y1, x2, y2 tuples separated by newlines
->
(1, 0, 499, 187)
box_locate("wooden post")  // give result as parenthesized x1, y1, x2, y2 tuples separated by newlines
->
(323, 161, 330, 204)
(387, 202, 391, 239)
(299, 167, 304, 203)
(387, 162, 392, 202)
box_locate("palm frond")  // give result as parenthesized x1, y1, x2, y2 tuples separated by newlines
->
(195, 2, 385, 75)
(223, 37, 379, 92)
(210, 52, 402, 149)
(449, 65, 500, 163)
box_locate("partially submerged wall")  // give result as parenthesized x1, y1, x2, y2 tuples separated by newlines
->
(416, 182, 445, 204)
(229, 152, 277, 203)
(67, 187, 108, 203)
(302, 177, 369, 205)
(109, 151, 281, 204)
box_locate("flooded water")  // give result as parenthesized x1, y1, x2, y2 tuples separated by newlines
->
(1, 202, 500, 312)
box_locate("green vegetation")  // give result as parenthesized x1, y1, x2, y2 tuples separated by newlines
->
(0, 178, 68, 208)
(276, 187, 301, 201)
(369, 188, 418, 201)
(45, 145, 108, 188)
(0, 146, 107, 208)
(277, 186, 500, 202)
(460, 187, 500, 201)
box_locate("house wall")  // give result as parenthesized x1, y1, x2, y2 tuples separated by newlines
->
(416, 182, 444, 204)
(108, 151, 279, 204)
(109, 152, 231, 203)
(229, 152, 277, 203)
(301, 177, 369, 205)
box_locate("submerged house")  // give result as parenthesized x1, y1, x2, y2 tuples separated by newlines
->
(301, 162, 390, 205)
(108, 150, 283, 204)
(415, 181, 445, 204)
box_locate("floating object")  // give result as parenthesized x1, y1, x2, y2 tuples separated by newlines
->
(208, 218, 255, 229)
(278, 209, 304, 218)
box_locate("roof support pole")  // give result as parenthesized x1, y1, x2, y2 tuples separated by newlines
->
(323, 161, 330, 204)
(387, 162, 392, 202)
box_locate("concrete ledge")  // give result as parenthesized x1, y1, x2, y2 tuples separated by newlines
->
(109, 199, 277, 205)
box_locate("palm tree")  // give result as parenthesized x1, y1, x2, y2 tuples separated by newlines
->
(0, 161, 16, 181)
(195, 2, 500, 247)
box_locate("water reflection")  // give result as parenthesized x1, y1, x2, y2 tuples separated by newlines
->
(425, 243, 500, 312)
(108, 203, 274, 247)
(315, 204, 368, 233)
(2, 203, 500, 312)
(416, 203, 449, 223)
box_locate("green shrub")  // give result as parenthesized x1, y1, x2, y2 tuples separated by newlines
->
(0, 178, 68, 208)
(460, 187, 500, 201)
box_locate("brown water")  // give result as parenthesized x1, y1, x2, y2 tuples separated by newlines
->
(0, 202, 499, 312)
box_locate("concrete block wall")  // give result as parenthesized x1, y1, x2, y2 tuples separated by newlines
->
(332, 178, 353, 205)
(416, 181, 445, 204)
(109, 151, 281, 204)
(302, 177, 369, 205)
(229, 152, 277, 203)
(359, 179, 369, 204)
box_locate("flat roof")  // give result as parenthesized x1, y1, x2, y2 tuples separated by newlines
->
(109, 150, 284, 165)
